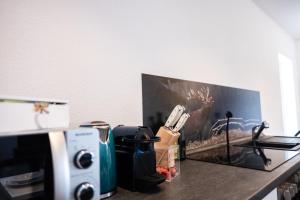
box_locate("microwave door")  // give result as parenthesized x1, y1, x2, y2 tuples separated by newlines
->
(49, 131, 71, 200)
(0, 133, 55, 200)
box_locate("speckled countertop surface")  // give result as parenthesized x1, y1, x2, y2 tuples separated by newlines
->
(110, 154, 300, 200)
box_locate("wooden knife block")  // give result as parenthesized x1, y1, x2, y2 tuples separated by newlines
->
(155, 127, 180, 147)
(155, 126, 180, 165)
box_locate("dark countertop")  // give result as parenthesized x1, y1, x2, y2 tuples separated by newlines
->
(110, 154, 300, 200)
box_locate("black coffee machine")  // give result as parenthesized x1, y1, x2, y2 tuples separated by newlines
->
(112, 126, 165, 191)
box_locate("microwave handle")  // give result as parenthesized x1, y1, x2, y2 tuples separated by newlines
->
(49, 131, 71, 200)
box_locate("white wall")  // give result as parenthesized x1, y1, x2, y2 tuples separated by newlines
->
(0, 0, 297, 133)
(296, 40, 300, 129)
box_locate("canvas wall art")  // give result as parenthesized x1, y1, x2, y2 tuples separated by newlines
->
(142, 74, 262, 154)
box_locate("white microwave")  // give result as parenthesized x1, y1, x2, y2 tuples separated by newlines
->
(0, 128, 100, 200)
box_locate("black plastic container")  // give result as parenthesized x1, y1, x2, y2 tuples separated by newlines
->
(178, 128, 186, 161)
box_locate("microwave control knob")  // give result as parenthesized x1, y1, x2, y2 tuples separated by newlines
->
(74, 150, 94, 169)
(75, 182, 94, 200)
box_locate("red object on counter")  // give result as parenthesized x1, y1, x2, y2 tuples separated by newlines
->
(157, 166, 177, 181)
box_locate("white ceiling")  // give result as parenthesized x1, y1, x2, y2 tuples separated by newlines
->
(252, 0, 300, 40)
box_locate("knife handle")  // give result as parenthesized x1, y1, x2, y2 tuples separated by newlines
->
(173, 113, 190, 132)
(165, 105, 185, 128)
